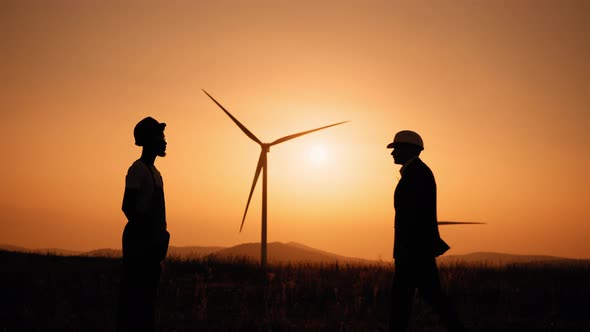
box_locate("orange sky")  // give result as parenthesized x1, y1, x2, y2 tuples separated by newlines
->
(1, 0, 588, 260)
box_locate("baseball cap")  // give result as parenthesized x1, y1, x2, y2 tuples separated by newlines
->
(133, 117, 166, 146)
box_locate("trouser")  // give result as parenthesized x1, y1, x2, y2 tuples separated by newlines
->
(116, 257, 162, 332)
(388, 257, 465, 332)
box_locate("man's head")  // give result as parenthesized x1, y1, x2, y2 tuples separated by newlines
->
(134, 117, 167, 157)
(387, 130, 423, 165)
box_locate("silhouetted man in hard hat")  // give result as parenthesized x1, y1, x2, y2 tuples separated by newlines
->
(117, 117, 170, 332)
(387, 130, 465, 332)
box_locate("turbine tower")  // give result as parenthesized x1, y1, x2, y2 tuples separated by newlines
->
(203, 89, 348, 268)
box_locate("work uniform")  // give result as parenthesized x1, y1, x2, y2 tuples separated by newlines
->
(117, 159, 169, 332)
(389, 157, 463, 332)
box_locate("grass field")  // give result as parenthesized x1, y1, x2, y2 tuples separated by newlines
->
(1, 250, 589, 331)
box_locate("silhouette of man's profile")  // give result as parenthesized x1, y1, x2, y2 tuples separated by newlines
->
(117, 117, 170, 332)
(387, 130, 465, 332)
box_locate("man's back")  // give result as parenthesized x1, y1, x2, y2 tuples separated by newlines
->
(393, 158, 440, 260)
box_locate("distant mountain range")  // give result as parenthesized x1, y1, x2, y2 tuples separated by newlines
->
(209, 242, 372, 264)
(438, 252, 588, 266)
(0, 242, 371, 264)
(1, 243, 587, 266)
(0, 244, 81, 256)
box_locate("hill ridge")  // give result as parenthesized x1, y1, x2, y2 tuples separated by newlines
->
(2, 243, 587, 265)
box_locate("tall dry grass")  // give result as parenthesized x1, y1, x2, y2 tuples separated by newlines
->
(1, 250, 588, 331)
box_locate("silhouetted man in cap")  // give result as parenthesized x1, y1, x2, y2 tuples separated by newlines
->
(387, 130, 465, 332)
(117, 117, 170, 332)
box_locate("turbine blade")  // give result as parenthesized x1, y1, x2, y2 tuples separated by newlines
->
(240, 150, 265, 232)
(438, 221, 486, 225)
(202, 89, 262, 145)
(269, 121, 348, 146)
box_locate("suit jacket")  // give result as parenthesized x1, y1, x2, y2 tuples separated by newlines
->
(394, 158, 447, 260)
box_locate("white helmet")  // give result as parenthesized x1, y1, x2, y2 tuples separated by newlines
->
(387, 130, 424, 150)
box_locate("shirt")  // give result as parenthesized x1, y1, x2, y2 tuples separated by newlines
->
(125, 159, 166, 229)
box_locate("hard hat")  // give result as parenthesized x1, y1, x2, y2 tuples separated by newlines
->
(387, 130, 424, 150)
(134, 117, 166, 146)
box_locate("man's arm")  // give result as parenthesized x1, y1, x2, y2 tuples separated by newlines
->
(404, 167, 438, 257)
(123, 162, 148, 222)
(122, 187, 141, 221)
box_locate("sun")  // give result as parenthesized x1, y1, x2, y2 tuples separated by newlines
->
(308, 145, 327, 165)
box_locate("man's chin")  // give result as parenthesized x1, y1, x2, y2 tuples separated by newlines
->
(158, 151, 167, 157)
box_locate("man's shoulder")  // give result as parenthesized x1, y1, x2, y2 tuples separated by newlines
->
(408, 158, 430, 171)
(407, 158, 434, 178)
(127, 159, 150, 176)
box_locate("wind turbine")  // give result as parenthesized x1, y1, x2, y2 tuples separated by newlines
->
(438, 221, 486, 225)
(203, 89, 348, 268)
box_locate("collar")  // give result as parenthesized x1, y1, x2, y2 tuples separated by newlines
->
(399, 156, 419, 176)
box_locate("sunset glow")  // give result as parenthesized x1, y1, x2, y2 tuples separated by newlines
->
(308, 145, 328, 166)
(1, 1, 588, 260)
